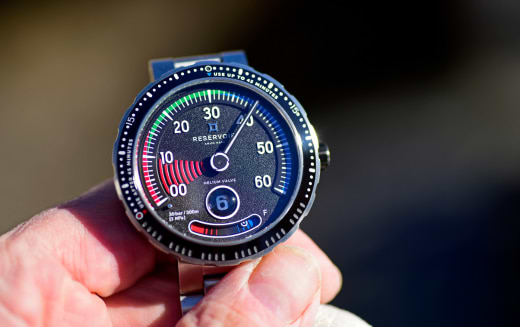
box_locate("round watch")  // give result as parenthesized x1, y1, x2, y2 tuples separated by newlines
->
(113, 51, 330, 314)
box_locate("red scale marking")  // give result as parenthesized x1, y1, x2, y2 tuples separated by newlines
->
(164, 163, 173, 185)
(179, 160, 190, 185)
(158, 159, 169, 192)
(191, 224, 204, 234)
(142, 135, 160, 205)
(169, 164, 178, 185)
(185, 160, 194, 182)
(174, 160, 184, 185)
(190, 161, 198, 178)
(141, 132, 205, 205)
(196, 161, 203, 175)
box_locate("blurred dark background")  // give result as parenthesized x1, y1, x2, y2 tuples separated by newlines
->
(1, 0, 518, 325)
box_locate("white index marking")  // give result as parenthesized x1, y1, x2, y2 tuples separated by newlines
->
(157, 198, 168, 206)
(163, 111, 173, 121)
(207, 89, 212, 103)
(274, 187, 285, 194)
(143, 155, 156, 159)
(146, 92, 153, 98)
(118, 151, 125, 155)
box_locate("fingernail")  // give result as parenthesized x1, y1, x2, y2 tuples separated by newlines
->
(248, 245, 321, 323)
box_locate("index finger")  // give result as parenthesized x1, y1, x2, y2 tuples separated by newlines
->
(4, 180, 157, 297)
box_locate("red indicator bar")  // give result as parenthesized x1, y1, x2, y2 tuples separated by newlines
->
(190, 161, 198, 178)
(174, 160, 183, 185)
(185, 160, 194, 182)
(189, 222, 219, 236)
(164, 162, 173, 185)
(169, 163, 178, 185)
(179, 160, 190, 185)
(190, 223, 204, 234)
(196, 161, 203, 176)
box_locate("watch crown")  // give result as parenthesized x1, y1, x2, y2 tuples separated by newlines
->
(318, 142, 330, 171)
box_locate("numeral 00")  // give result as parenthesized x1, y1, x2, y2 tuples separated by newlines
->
(169, 184, 187, 197)
(255, 175, 272, 188)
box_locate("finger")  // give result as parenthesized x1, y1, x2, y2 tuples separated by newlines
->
(4, 180, 157, 297)
(314, 304, 372, 327)
(104, 262, 181, 326)
(284, 229, 342, 303)
(177, 245, 321, 327)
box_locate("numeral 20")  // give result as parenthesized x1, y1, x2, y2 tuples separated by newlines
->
(173, 120, 189, 133)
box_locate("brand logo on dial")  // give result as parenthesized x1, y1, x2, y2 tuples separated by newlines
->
(192, 132, 234, 143)
(207, 123, 218, 133)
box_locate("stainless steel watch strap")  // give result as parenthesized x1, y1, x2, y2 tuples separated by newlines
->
(178, 262, 233, 315)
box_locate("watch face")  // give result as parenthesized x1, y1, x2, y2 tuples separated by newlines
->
(114, 62, 320, 265)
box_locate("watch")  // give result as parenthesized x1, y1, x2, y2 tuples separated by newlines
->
(113, 51, 330, 315)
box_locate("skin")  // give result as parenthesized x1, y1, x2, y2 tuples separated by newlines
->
(0, 181, 342, 326)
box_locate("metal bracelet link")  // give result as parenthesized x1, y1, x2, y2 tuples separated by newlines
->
(178, 261, 233, 315)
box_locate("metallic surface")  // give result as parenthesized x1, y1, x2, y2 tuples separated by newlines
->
(178, 261, 232, 314)
(318, 143, 330, 171)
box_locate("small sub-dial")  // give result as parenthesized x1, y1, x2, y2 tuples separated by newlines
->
(205, 185, 240, 219)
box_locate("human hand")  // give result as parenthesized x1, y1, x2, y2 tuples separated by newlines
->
(0, 180, 350, 326)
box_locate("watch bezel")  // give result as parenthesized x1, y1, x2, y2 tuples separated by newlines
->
(113, 61, 320, 266)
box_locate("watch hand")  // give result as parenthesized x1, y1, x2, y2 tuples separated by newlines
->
(223, 100, 259, 154)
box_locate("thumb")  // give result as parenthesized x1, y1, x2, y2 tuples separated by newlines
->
(177, 245, 322, 327)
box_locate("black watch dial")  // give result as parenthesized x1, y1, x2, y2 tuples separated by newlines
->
(136, 81, 299, 244)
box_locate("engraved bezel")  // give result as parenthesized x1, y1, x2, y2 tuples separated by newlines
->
(113, 61, 320, 266)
